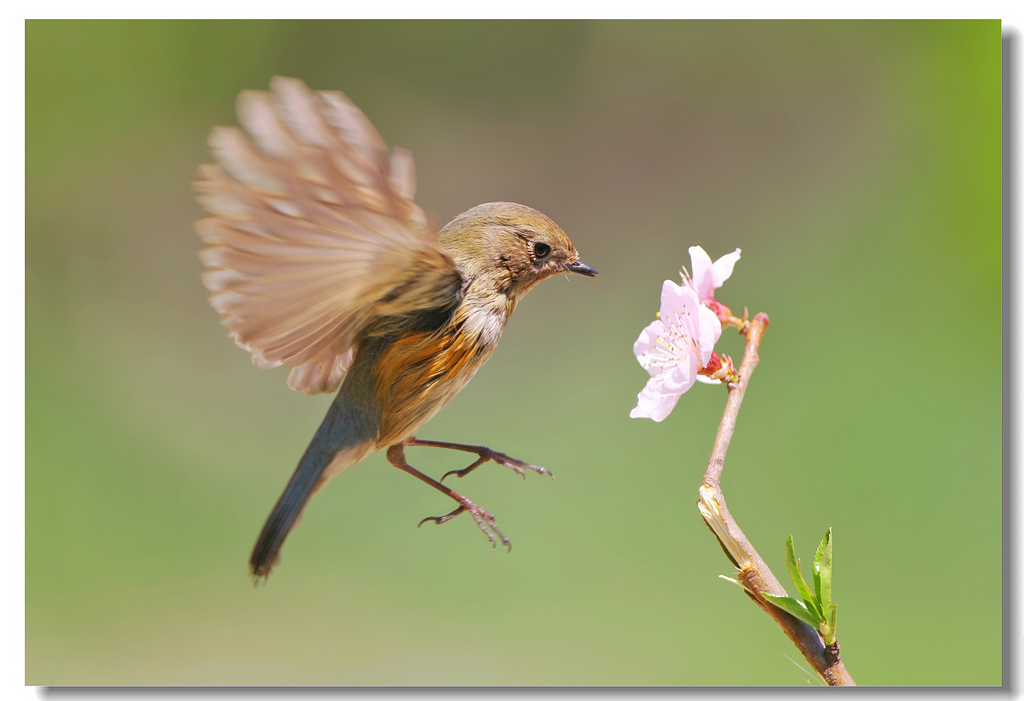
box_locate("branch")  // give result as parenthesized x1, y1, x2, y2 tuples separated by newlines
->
(696, 312, 856, 686)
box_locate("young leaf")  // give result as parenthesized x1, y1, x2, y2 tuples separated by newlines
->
(828, 603, 838, 634)
(762, 593, 823, 628)
(813, 528, 833, 614)
(785, 535, 823, 618)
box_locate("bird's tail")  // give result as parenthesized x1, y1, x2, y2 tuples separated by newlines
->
(249, 395, 376, 580)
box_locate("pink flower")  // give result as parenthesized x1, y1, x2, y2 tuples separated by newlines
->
(684, 246, 741, 302)
(630, 280, 723, 422)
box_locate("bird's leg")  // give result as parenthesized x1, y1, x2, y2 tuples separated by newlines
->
(386, 444, 511, 551)
(405, 437, 553, 482)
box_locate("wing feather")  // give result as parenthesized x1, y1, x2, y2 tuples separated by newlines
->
(194, 77, 459, 394)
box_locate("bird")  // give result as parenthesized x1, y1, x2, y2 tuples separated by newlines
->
(193, 77, 597, 579)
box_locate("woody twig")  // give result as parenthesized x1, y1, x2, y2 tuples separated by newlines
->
(697, 313, 855, 687)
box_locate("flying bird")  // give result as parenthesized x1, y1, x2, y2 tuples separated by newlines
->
(194, 77, 597, 579)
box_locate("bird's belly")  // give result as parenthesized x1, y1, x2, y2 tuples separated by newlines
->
(372, 326, 497, 448)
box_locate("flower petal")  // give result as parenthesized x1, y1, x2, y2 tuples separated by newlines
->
(710, 248, 741, 288)
(632, 319, 666, 367)
(659, 279, 689, 316)
(687, 246, 716, 301)
(630, 377, 684, 422)
(668, 352, 699, 392)
(696, 302, 723, 367)
(660, 280, 702, 338)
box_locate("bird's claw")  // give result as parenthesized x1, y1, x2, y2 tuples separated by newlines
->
(417, 506, 465, 528)
(417, 496, 511, 552)
(439, 454, 489, 482)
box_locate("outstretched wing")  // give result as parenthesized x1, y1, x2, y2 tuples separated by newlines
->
(194, 76, 461, 394)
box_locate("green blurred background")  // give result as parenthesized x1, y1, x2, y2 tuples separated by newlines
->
(26, 20, 1002, 686)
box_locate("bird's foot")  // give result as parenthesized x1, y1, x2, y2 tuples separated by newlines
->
(441, 447, 552, 482)
(417, 494, 511, 551)
(405, 437, 553, 483)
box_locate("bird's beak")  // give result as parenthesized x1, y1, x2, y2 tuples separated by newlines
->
(566, 260, 598, 277)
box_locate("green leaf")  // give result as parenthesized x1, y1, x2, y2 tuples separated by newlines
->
(813, 528, 833, 614)
(785, 535, 823, 618)
(828, 602, 838, 634)
(763, 593, 823, 628)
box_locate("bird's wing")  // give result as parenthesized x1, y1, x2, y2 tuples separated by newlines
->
(194, 76, 461, 394)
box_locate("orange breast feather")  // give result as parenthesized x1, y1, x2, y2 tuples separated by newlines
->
(372, 315, 493, 447)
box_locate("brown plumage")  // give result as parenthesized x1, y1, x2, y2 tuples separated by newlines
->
(194, 77, 596, 579)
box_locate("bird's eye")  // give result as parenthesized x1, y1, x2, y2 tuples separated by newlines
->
(533, 241, 552, 259)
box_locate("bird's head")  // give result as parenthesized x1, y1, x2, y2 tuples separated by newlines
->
(438, 202, 597, 305)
